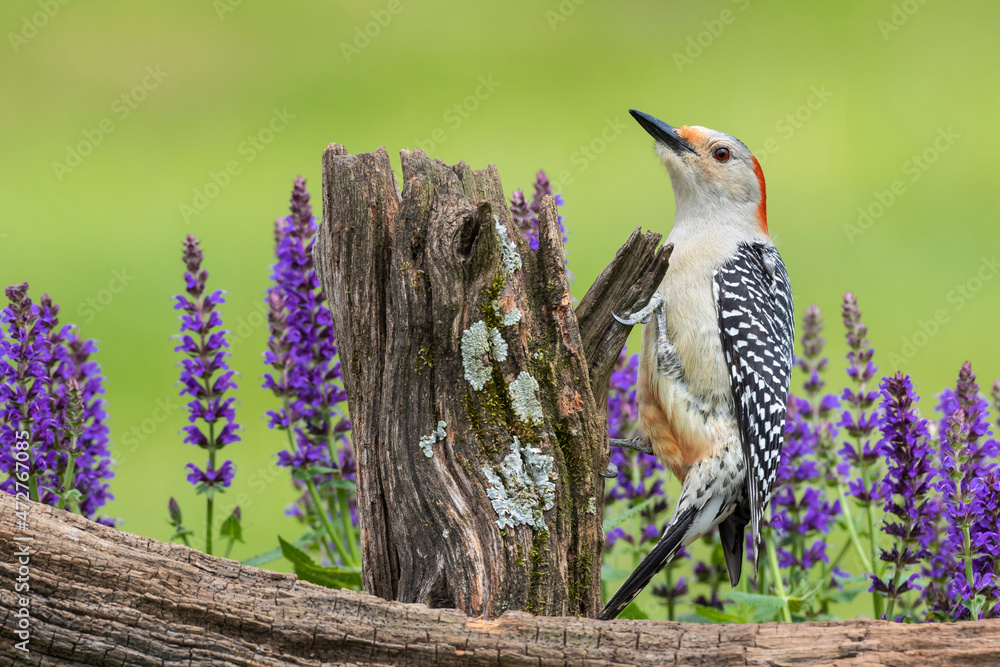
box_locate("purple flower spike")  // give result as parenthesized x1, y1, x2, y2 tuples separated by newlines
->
(838, 293, 884, 503)
(509, 170, 567, 252)
(926, 363, 1000, 619)
(186, 460, 236, 490)
(174, 235, 241, 485)
(265, 177, 356, 544)
(872, 373, 936, 619)
(1, 283, 52, 499)
(1, 285, 115, 523)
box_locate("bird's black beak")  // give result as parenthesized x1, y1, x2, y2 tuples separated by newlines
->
(629, 109, 696, 155)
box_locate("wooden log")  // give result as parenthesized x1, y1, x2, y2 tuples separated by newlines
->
(2, 495, 999, 666)
(314, 144, 667, 618)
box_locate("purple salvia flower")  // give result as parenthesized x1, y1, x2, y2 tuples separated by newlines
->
(509, 170, 567, 252)
(968, 470, 1000, 618)
(601, 347, 688, 615)
(934, 407, 978, 619)
(772, 304, 843, 619)
(929, 363, 1000, 619)
(838, 294, 884, 504)
(58, 332, 114, 520)
(796, 304, 844, 483)
(871, 373, 936, 620)
(174, 235, 240, 498)
(0, 283, 53, 502)
(1, 286, 115, 523)
(773, 397, 837, 573)
(604, 351, 665, 509)
(265, 178, 356, 564)
(265, 177, 348, 467)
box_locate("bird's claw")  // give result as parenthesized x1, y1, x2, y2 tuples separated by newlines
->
(600, 462, 619, 478)
(613, 292, 664, 327)
(610, 437, 654, 456)
(612, 310, 647, 326)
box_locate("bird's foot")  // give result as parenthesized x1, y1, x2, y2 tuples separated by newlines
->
(600, 462, 619, 478)
(612, 292, 665, 326)
(610, 436, 654, 455)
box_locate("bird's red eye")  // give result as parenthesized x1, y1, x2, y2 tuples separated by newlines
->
(713, 146, 731, 162)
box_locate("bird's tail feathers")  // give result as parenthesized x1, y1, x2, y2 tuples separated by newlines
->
(718, 500, 751, 588)
(598, 505, 698, 621)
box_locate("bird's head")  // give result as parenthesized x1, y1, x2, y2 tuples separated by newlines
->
(630, 109, 768, 236)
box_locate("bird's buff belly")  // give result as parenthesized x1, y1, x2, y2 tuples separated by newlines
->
(637, 370, 733, 484)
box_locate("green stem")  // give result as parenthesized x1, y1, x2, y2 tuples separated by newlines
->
(884, 568, 902, 621)
(224, 535, 236, 559)
(820, 537, 852, 584)
(337, 487, 362, 564)
(27, 474, 38, 504)
(57, 452, 79, 511)
(325, 437, 361, 564)
(206, 421, 216, 556)
(665, 565, 675, 621)
(962, 523, 975, 588)
(859, 467, 883, 620)
(281, 397, 350, 565)
(836, 483, 873, 572)
(305, 478, 352, 565)
(765, 532, 792, 623)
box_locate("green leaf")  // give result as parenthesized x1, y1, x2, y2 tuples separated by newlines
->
(693, 604, 744, 624)
(602, 496, 658, 532)
(617, 602, 650, 620)
(278, 536, 362, 590)
(242, 531, 320, 567)
(323, 477, 357, 490)
(169, 527, 194, 542)
(219, 511, 243, 543)
(751, 606, 781, 624)
(600, 563, 638, 581)
(724, 591, 787, 610)
(824, 586, 865, 604)
(962, 594, 987, 619)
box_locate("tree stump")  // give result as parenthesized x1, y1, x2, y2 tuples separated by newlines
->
(3, 496, 1000, 666)
(313, 144, 669, 618)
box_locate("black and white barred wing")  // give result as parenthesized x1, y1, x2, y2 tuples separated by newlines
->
(713, 242, 794, 570)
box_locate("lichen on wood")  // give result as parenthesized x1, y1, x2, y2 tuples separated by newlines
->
(315, 143, 670, 618)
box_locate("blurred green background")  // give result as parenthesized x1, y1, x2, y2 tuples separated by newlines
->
(2, 0, 998, 614)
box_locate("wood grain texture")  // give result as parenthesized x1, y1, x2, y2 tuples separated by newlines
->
(314, 144, 670, 618)
(3, 495, 1000, 666)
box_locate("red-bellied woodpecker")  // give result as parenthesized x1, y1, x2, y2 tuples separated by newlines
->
(598, 109, 794, 621)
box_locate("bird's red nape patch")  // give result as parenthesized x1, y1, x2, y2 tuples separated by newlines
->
(750, 155, 768, 234)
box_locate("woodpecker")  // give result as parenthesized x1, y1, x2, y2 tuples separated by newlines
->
(598, 110, 794, 621)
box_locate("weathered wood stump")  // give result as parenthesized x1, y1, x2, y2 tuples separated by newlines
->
(313, 144, 669, 618)
(3, 496, 1000, 666)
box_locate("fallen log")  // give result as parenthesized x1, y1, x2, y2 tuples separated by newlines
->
(2, 495, 999, 666)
